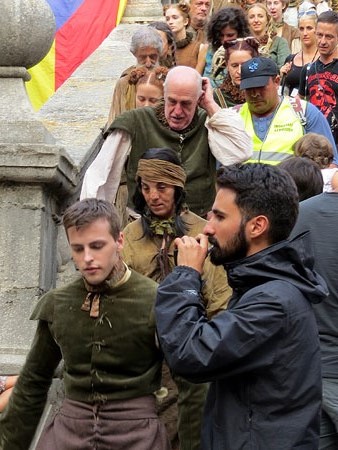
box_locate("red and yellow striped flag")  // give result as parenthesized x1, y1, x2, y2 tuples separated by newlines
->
(27, 0, 127, 110)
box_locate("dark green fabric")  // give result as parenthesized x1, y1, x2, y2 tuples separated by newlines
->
(32, 272, 162, 402)
(0, 271, 162, 450)
(175, 375, 208, 450)
(110, 107, 216, 217)
(0, 321, 61, 449)
(213, 88, 237, 108)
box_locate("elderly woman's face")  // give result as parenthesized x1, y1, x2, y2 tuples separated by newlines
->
(227, 49, 254, 87)
(141, 180, 176, 218)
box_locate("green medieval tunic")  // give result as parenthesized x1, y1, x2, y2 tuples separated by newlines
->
(0, 270, 164, 449)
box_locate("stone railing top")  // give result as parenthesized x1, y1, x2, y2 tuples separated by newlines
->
(0, 0, 55, 69)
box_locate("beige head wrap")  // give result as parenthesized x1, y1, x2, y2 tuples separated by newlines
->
(136, 159, 186, 188)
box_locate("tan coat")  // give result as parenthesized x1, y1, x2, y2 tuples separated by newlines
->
(106, 65, 137, 128)
(122, 210, 232, 319)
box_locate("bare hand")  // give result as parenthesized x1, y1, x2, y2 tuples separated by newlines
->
(198, 77, 221, 117)
(280, 62, 291, 76)
(174, 234, 209, 274)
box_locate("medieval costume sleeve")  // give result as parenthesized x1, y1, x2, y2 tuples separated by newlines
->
(205, 108, 253, 165)
(80, 130, 131, 203)
(0, 321, 62, 450)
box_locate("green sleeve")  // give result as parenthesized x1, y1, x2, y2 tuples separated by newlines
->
(270, 37, 291, 69)
(0, 320, 62, 450)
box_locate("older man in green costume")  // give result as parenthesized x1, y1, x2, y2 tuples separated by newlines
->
(81, 65, 252, 219)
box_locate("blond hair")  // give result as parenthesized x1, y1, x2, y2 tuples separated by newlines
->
(247, 3, 276, 57)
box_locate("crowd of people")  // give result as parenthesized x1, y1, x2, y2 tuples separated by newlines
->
(1, 1, 338, 449)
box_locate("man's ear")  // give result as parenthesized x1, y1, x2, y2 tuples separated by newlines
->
(117, 231, 124, 250)
(246, 215, 269, 239)
(274, 75, 281, 87)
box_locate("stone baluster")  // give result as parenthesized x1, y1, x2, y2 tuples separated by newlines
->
(0, 0, 77, 373)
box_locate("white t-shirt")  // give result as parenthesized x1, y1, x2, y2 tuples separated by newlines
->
(322, 168, 338, 193)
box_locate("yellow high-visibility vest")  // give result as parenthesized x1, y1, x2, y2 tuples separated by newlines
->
(239, 97, 305, 165)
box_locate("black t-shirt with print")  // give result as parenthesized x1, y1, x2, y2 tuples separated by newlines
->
(299, 58, 338, 145)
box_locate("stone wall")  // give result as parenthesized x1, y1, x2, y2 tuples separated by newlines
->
(0, 15, 161, 372)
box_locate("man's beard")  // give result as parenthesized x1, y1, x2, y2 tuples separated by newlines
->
(209, 222, 248, 266)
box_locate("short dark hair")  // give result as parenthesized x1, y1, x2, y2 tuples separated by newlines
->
(63, 198, 121, 240)
(207, 7, 250, 51)
(148, 21, 177, 67)
(148, 21, 176, 51)
(317, 10, 338, 29)
(133, 147, 188, 237)
(216, 163, 299, 243)
(279, 157, 323, 202)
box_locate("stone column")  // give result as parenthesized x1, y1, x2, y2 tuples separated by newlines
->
(0, 0, 77, 373)
(121, 0, 164, 23)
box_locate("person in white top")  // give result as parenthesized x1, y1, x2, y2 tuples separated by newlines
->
(314, 0, 332, 16)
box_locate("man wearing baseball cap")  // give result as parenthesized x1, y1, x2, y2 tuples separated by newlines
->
(238, 56, 338, 165)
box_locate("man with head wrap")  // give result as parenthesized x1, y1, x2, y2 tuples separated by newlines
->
(122, 147, 231, 450)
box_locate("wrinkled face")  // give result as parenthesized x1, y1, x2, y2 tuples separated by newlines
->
(190, 0, 211, 24)
(136, 83, 163, 108)
(141, 179, 176, 218)
(68, 218, 124, 285)
(316, 22, 338, 59)
(244, 76, 280, 116)
(248, 6, 269, 36)
(227, 50, 253, 87)
(134, 46, 160, 69)
(266, 0, 284, 23)
(203, 188, 249, 265)
(165, 7, 189, 35)
(220, 26, 238, 44)
(164, 78, 199, 131)
(299, 18, 316, 46)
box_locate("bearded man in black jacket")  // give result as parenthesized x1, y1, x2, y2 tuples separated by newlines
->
(156, 163, 327, 450)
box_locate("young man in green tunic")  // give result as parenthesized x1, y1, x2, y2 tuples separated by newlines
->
(0, 198, 170, 450)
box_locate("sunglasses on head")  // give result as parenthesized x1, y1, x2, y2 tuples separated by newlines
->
(298, 9, 317, 18)
(223, 36, 259, 49)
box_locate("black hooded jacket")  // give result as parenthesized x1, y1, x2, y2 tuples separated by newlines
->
(156, 232, 327, 450)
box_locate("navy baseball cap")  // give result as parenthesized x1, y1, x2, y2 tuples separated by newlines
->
(240, 57, 279, 90)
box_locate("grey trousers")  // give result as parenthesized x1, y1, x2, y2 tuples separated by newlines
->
(319, 378, 338, 450)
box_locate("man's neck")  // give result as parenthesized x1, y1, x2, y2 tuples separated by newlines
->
(319, 50, 338, 65)
(107, 260, 128, 287)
